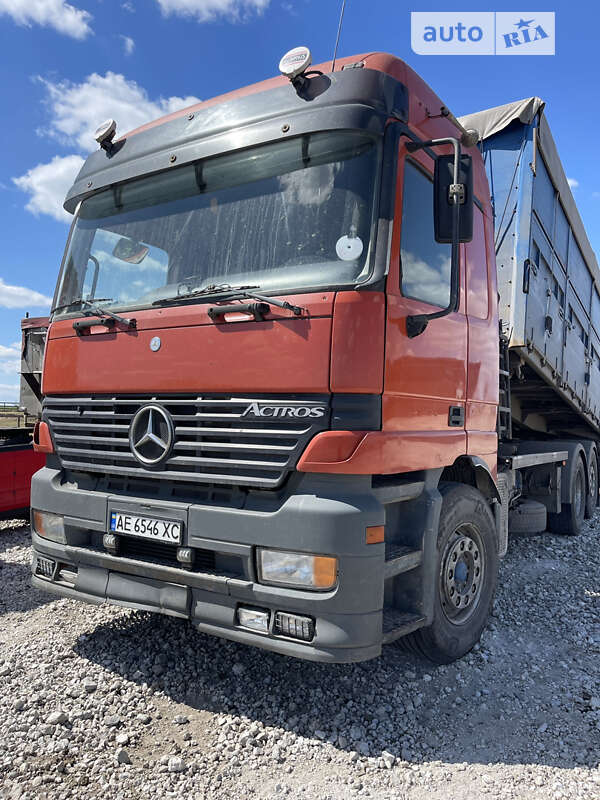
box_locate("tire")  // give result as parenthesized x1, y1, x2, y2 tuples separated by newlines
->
(508, 500, 547, 535)
(585, 451, 598, 520)
(403, 482, 498, 665)
(548, 456, 586, 536)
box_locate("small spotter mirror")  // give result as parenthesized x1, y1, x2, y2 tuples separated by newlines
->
(112, 237, 149, 264)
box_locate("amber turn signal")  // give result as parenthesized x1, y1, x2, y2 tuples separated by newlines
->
(33, 421, 54, 454)
(366, 525, 384, 544)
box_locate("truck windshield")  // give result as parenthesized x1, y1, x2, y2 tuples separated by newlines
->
(53, 131, 380, 315)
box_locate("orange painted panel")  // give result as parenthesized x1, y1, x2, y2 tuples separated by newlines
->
(48, 293, 335, 339)
(465, 205, 499, 464)
(43, 317, 332, 395)
(381, 145, 468, 467)
(298, 430, 466, 474)
(466, 431, 498, 458)
(43, 293, 334, 395)
(383, 394, 464, 432)
(465, 210, 499, 407)
(330, 291, 385, 393)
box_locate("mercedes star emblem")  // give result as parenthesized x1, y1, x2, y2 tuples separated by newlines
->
(129, 405, 174, 466)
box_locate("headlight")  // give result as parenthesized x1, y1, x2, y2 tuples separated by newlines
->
(32, 510, 66, 544)
(257, 549, 337, 591)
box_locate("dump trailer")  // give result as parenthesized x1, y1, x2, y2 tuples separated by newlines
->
(459, 98, 600, 531)
(28, 51, 599, 665)
(0, 317, 47, 517)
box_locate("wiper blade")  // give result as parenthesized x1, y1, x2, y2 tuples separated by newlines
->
(52, 297, 113, 315)
(58, 298, 136, 333)
(82, 304, 135, 327)
(232, 289, 304, 317)
(153, 283, 305, 316)
(152, 284, 259, 306)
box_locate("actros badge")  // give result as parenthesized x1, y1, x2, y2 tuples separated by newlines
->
(242, 403, 326, 419)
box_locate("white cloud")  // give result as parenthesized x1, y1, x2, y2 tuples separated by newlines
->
(156, 0, 270, 23)
(14, 73, 199, 222)
(0, 342, 20, 376)
(39, 71, 200, 151)
(567, 177, 579, 190)
(14, 72, 200, 223)
(120, 34, 135, 55)
(0, 0, 92, 39)
(0, 279, 53, 309)
(13, 155, 84, 223)
(0, 383, 19, 402)
(122, 1, 135, 10)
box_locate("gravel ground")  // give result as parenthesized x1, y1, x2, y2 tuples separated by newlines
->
(1, 515, 600, 800)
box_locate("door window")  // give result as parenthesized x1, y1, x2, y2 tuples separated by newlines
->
(400, 161, 451, 308)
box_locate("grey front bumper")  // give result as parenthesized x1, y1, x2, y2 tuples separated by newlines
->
(31, 467, 386, 663)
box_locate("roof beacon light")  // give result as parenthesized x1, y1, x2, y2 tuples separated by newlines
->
(279, 46, 312, 86)
(94, 118, 117, 152)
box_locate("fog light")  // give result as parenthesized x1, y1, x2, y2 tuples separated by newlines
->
(257, 549, 337, 591)
(32, 510, 66, 544)
(34, 555, 56, 579)
(177, 547, 193, 564)
(103, 533, 118, 553)
(56, 565, 78, 587)
(274, 612, 314, 642)
(238, 607, 270, 633)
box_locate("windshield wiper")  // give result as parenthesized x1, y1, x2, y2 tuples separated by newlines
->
(152, 284, 260, 306)
(64, 299, 136, 333)
(52, 297, 113, 315)
(230, 289, 304, 316)
(153, 283, 305, 316)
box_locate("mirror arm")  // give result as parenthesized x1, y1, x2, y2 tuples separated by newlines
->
(404, 137, 462, 339)
(88, 255, 100, 301)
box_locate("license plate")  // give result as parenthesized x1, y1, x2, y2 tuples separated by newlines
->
(109, 511, 182, 544)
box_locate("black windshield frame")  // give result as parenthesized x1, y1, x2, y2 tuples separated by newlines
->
(52, 129, 392, 318)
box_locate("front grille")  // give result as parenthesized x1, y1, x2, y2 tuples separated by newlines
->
(44, 394, 330, 489)
(115, 536, 216, 572)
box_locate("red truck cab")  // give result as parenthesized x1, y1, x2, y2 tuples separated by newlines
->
(30, 52, 503, 664)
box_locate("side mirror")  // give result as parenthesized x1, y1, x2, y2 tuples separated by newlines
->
(434, 154, 473, 243)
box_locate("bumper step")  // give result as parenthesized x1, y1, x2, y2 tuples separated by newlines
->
(382, 608, 426, 644)
(384, 544, 422, 578)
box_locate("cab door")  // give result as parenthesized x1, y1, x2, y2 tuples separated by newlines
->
(383, 143, 468, 471)
(465, 206, 498, 459)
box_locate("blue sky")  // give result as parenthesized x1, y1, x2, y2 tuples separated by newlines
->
(0, 0, 597, 400)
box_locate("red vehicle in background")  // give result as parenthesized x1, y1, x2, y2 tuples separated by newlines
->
(0, 317, 46, 517)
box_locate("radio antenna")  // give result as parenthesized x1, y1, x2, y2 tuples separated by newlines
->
(331, 0, 348, 73)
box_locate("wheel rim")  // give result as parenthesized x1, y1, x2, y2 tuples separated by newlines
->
(590, 462, 597, 509)
(574, 467, 585, 519)
(440, 524, 485, 625)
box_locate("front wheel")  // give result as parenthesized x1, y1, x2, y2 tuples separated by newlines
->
(404, 482, 499, 664)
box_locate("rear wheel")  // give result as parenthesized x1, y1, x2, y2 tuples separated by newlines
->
(585, 452, 598, 520)
(548, 457, 586, 536)
(404, 483, 498, 664)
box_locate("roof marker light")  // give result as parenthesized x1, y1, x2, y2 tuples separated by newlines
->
(279, 46, 312, 84)
(94, 118, 117, 152)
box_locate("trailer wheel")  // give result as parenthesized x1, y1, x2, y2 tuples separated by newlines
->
(585, 452, 598, 520)
(403, 482, 498, 664)
(548, 457, 586, 536)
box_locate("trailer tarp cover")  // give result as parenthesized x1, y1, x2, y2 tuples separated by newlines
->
(459, 98, 600, 288)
